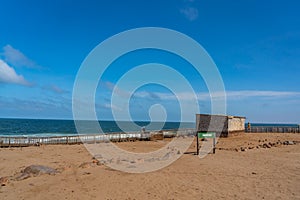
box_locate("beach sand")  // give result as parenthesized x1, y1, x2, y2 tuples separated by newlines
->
(0, 133, 299, 200)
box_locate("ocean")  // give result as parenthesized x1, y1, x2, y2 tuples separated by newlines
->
(0, 118, 195, 137)
(0, 118, 298, 137)
(248, 123, 299, 127)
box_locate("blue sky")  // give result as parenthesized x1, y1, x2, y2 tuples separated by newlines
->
(0, 0, 299, 123)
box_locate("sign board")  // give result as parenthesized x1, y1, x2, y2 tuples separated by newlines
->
(198, 132, 216, 138)
(196, 132, 216, 155)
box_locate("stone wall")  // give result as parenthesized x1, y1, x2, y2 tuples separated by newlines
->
(228, 117, 245, 132)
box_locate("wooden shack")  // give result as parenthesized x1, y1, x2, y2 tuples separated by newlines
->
(196, 114, 246, 137)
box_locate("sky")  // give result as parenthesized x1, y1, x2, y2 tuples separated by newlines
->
(0, 0, 299, 123)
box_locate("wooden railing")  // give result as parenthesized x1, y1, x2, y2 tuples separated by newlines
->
(246, 126, 300, 133)
(0, 129, 195, 148)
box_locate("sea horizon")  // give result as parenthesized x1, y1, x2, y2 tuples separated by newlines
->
(0, 118, 298, 137)
(0, 117, 298, 125)
(0, 118, 196, 137)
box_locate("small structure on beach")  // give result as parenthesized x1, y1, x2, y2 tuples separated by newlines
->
(196, 114, 246, 137)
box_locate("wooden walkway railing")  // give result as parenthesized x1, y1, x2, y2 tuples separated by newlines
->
(0, 129, 195, 148)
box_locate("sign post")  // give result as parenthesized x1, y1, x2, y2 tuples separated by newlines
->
(196, 132, 216, 155)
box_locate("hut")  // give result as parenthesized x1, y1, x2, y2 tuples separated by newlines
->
(196, 114, 246, 137)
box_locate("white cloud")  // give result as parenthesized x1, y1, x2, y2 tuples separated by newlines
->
(2, 45, 42, 69)
(104, 103, 123, 111)
(42, 85, 68, 94)
(104, 81, 131, 98)
(225, 90, 300, 99)
(132, 90, 300, 101)
(101, 81, 299, 103)
(180, 7, 199, 21)
(0, 59, 31, 86)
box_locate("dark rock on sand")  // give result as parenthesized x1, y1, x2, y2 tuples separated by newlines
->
(283, 141, 295, 145)
(22, 165, 58, 176)
(15, 173, 31, 181)
(263, 143, 271, 148)
(14, 165, 59, 181)
(240, 147, 247, 152)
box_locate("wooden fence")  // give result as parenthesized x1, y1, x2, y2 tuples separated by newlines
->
(0, 129, 195, 148)
(246, 126, 300, 133)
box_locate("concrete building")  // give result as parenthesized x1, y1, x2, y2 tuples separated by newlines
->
(196, 114, 246, 137)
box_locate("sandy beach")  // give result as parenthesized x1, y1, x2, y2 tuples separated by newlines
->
(0, 133, 299, 200)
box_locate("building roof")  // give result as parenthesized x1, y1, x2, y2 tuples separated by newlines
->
(196, 114, 246, 119)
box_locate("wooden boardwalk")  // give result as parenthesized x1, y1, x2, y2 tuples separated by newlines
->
(0, 129, 195, 148)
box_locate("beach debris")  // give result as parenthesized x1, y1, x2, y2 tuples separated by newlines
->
(0, 177, 9, 186)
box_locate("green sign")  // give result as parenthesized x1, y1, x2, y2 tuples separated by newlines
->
(198, 132, 216, 138)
